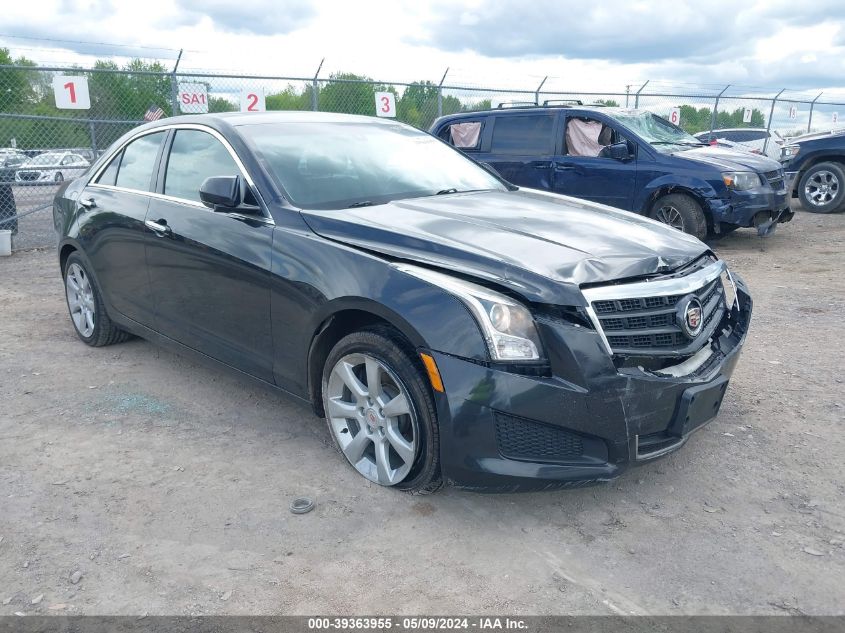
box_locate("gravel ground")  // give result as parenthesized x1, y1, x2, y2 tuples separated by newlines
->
(0, 211, 843, 616)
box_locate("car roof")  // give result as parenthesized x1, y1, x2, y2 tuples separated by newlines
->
(434, 105, 649, 124)
(140, 111, 404, 129)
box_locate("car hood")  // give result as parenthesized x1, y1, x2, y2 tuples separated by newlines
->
(674, 146, 781, 172)
(300, 189, 709, 306)
(791, 130, 845, 144)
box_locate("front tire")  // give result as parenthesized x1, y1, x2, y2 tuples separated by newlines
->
(649, 193, 707, 240)
(54, 172, 64, 183)
(798, 162, 845, 213)
(64, 252, 130, 346)
(322, 328, 442, 493)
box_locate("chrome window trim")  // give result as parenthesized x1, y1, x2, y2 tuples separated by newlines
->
(88, 123, 273, 224)
(87, 183, 274, 225)
(580, 260, 727, 356)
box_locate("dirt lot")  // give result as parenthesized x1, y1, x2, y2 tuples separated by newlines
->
(0, 212, 843, 616)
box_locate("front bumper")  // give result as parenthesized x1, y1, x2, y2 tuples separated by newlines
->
(429, 277, 752, 492)
(707, 187, 792, 236)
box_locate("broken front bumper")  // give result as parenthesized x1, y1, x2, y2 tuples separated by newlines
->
(428, 274, 752, 492)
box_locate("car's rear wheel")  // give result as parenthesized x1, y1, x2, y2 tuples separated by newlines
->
(64, 253, 130, 346)
(649, 193, 707, 240)
(798, 162, 845, 213)
(322, 328, 442, 493)
(54, 172, 64, 183)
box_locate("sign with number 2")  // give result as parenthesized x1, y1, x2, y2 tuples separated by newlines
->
(53, 76, 90, 110)
(375, 92, 396, 118)
(240, 88, 266, 112)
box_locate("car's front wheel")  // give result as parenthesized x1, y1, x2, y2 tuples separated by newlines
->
(322, 328, 442, 493)
(649, 193, 707, 240)
(54, 172, 64, 183)
(64, 253, 130, 346)
(798, 162, 845, 213)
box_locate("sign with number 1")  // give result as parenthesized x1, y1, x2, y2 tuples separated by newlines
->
(53, 76, 90, 109)
(240, 88, 265, 112)
(375, 92, 396, 118)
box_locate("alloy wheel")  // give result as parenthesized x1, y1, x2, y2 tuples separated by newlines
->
(804, 170, 839, 207)
(325, 353, 418, 486)
(66, 263, 95, 337)
(654, 205, 685, 231)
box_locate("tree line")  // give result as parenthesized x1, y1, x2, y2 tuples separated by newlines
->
(1, 51, 767, 150)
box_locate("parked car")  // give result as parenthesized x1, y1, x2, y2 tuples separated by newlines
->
(54, 112, 751, 492)
(16, 151, 90, 185)
(0, 148, 28, 182)
(694, 128, 785, 160)
(431, 105, 792, 239)
(780, 130, 845, 213)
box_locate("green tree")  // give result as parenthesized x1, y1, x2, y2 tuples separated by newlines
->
(593, 98, 620, 107)
(318, 72, 394, 116)
(266, 84, 311, 111)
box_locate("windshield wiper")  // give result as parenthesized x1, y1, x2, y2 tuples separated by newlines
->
(436, 188, 459, 195)
(348, 200, 377, 208)
(652, 141, 705, 147)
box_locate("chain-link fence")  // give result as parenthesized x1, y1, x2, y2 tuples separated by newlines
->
(2, 62, 845, 251)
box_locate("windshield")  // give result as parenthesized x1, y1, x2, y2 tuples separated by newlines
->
(238, 121, 506, 209)
(610, 111, 703, 152)
(27, 153, 63, 166)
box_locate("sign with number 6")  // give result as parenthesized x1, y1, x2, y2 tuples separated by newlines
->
(240, 88, 266, 112)
(53, 76, 90, 110)
(375, 91, 396, 118)
(669, 107, 681, 126)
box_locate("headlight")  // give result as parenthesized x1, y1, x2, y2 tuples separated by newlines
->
(395, 264, 543, 361)
(722, 171, 760, 191)
(720, 268, 737, 311)
(781, 144, 800, 160)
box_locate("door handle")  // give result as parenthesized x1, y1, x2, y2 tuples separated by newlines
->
(145, 219, 172, 236)
(79, 196, 96, 209)
(530, 161, 552, 169)
(554, 163, 576, 171)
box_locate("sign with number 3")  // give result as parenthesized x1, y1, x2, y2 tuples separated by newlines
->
(240, 88, 265, 112)
(375, 92, 396, 118)
(53, 76, 90, 110)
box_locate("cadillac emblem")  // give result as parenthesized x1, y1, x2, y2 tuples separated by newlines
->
(679, 296, 704, 338)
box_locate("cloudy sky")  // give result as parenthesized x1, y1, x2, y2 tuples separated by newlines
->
(2, 0, 845, 96)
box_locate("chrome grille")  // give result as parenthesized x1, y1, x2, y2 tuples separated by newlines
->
(764, 168, 785, 191)
(582, 261, 727, 357)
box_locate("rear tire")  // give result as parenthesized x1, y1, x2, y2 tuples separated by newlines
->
(54, 172, 64, 183)
(649, 193, 707, 240)
(321, 327, 442, 494)
(798, 162, 845, 213)
(63, 252, 130, 347)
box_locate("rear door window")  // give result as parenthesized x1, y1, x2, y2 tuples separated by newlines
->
(444, 121, 483, 150)
(491, 115, 555, 155)
(115, 132, 166, 192)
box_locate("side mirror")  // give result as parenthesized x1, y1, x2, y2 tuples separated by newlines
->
(608, 141, 632, 161)
(199, 175, 243, 210)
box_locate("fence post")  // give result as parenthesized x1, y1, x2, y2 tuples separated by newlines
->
(709, 84, 730, 135)
(763, 89, 786, 155)
(808, 92, 823, 134)
(169, 49, 183, 116)
(534, 76, 548, 106)
(88, 120, 97, 154)
(437, 67, 449, 118)
(633, 80, 649, 108)
(311, 58, 324, 112)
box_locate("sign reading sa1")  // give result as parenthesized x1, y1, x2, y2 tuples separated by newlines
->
(375, 92, 396, 118)
(179, 83, 208, 114)
(669, 107, 681, 126)
(240, 88, 265, 112)
(53, 76, 90, 110)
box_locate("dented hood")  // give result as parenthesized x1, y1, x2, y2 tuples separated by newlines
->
(675, 146, 781, 172)
(300, 189, 709, 305)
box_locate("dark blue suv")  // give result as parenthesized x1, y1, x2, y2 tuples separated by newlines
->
(431, 105, 793, 239)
